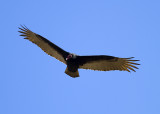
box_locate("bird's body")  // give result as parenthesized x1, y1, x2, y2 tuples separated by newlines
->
(19, 25, 140, 78)
(65, 54, 79, 77)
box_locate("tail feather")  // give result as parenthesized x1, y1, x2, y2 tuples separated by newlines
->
(65, 67, 79, 78)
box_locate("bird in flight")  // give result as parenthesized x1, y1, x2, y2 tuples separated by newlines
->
(19, 25, 140, 78)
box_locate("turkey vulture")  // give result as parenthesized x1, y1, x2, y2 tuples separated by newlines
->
(18, 25, 140, 78)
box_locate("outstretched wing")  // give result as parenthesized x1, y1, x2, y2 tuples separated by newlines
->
(78, 55, 140, 72)
(18, 25, 69, 64)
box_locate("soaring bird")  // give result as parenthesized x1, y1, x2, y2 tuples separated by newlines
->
(19, 25, 140, 78)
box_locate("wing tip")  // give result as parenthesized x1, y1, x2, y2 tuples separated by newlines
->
(124, 57, 140, 72)
(18, 25, 30, 32)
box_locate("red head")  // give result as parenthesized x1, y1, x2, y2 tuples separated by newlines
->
(66, 53, 77, 60)
(66, 54, 73, 60)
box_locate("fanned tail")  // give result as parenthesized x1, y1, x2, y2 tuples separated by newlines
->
(65, 67, 79, 78)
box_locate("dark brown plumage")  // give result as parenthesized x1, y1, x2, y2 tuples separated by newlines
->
(19, 25, 140, 78)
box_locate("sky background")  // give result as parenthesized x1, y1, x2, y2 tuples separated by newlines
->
(1, 0, 160, 114)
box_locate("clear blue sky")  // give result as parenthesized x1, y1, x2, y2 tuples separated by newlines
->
(1, 0, 160, 114)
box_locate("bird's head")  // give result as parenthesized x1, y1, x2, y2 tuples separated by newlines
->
(66, 53, 77, 61)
